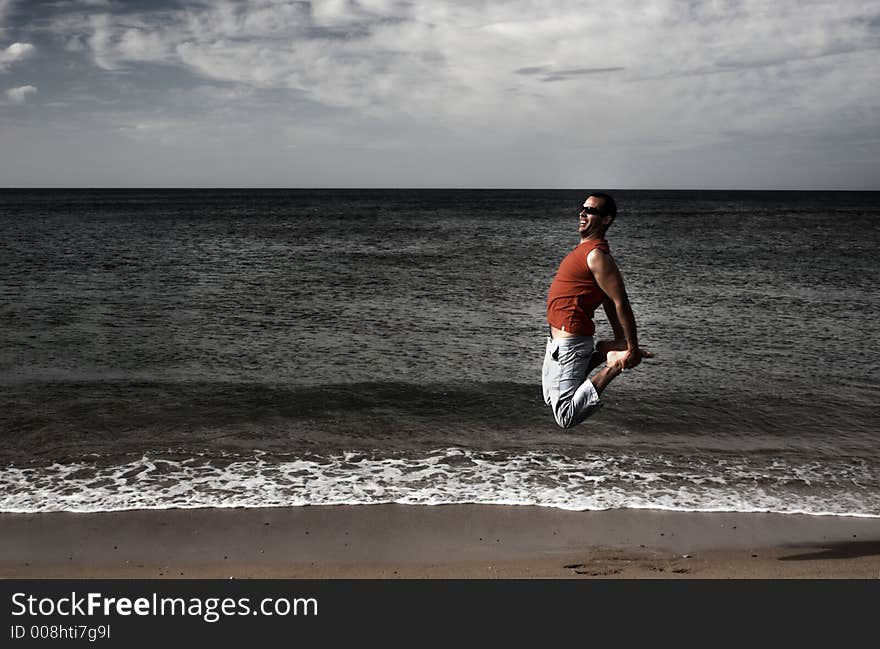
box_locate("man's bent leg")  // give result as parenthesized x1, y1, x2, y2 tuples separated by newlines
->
(552, 376, 603, 428)
(543, 339, 655, 428)
(544, 337, 603, 429)
(587, 362, 623, 395)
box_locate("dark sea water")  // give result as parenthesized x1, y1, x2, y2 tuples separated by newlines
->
(1, 189, 878, 515)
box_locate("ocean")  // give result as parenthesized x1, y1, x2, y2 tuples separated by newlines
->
(1, 189, 878, 516)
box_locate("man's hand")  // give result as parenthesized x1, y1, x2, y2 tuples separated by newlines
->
(621, 348, 643, 369)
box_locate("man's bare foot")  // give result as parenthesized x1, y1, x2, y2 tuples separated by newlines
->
(606, 349, 655, 370)
(606, 350, 627, 369)
(589, 349, 654, 394)
(589, 340, 630, 373)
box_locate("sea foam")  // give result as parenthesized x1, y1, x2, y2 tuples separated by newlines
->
(2, 447, 878, 517)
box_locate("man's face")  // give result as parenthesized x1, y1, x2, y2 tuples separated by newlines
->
(578, 196, 606, 237)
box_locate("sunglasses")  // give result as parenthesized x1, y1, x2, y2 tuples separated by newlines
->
(579, 206, 603, 216)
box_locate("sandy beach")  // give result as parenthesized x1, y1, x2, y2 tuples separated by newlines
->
(2, 505, 879, 579)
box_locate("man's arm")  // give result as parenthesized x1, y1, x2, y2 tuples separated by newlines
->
(587, 248, 642, 369)
(602, 296, 624, 341)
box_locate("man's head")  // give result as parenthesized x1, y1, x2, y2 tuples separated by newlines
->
(578, 192, 617, 239)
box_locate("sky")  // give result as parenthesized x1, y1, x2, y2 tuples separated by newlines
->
(0, 0, 878, 188)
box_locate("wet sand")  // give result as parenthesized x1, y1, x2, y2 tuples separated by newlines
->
(2, 505, 879, 578)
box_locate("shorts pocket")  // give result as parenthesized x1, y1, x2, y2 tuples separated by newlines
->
(557, 345, 593, 382)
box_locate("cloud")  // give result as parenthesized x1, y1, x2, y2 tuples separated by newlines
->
(0, 0, 13, 27)
(516, 65, 626, 82)
(27, 1, 874, 169)
(3, 1, 877, 187)
(0, 41, 34, 69)
(5, 83, 36, 103)
(46, 2, 877, 110)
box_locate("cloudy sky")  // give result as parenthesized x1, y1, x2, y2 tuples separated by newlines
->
(0, 0, 878, 188)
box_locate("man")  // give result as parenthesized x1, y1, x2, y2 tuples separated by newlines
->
(542, 192, 652, 428)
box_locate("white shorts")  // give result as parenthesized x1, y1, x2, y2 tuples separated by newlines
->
(541, 335, 602, 428)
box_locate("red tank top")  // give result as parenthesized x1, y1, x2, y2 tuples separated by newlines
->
(546, 238, 610, 336)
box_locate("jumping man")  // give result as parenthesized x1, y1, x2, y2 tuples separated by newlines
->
(542, 192, 653, 428)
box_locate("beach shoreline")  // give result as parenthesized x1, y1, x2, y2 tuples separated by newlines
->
(2, 504, 879, 579)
